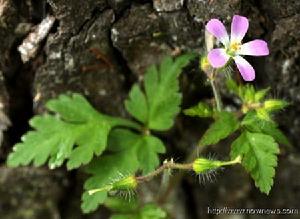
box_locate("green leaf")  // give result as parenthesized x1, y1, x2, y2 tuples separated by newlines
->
(82, 191, 108, 214)
(7, 94, 139, 170)
(111, 215, 138, 219)
(126, 54, 195, 130)
(226, 79, 256, 102)
(125, 85, 148, 123)
(139, 204, 167, 219)
(184, 102, 213, 118)
(230, 131, 280, 194)
(109, 129, 166, 174)
(82, 129, 166, 213)
(104, 197, 138, 213)
(108, 129, 141, 152)
(137, 135, 166, 174)
(226, 78, 239, 94)
(46, 93, 99, 122)
(199, 111, 239, 147)
(242, 85, 256, 103)
(110, 204, 166, 219)
(242, 112, 291, 146)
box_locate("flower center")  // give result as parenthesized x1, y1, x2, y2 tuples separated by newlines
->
(229, 42, 241, 53)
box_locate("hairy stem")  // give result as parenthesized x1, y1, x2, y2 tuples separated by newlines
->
(210, 78, 222, 111)
(156, 146, 203, 204)
(136, 161, 193, 183)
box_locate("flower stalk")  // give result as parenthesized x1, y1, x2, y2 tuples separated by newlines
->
(209, 76, 222, 112)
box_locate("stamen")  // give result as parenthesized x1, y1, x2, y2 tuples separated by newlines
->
(230, 42, 241, 52)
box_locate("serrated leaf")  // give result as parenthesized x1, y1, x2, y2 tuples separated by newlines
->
(125, 54, 195, 131)
(125, 85, 148, 123)
(82, 129, 166, 213)
(7, 115, 76, 168)
(137, 135, 166, 174)
(145, 55, 194, 130)
(230, 131, 280, 194)
(108, 129, 141, 152)
(199, 111, 239, 146)
(46, 93, 99, 122)
(242, 112, 291, 146)
(7, 94, 139, 170)
(184, 102, 213, 118)
(110, 129, 166, 174)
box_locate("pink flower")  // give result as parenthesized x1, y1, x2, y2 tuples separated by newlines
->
(206, 15, 269, 81)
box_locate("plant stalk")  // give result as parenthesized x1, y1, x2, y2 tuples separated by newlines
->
(209, 77, 222, 112)
(136, 161, 193, 183)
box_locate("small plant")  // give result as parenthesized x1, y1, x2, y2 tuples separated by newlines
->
(6, 15, 290, 218)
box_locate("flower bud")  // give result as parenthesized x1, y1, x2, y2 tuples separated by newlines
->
(193, 156, 241, 174)
(205, 30, 215, 52)
(264, 99, 288, 112)
(88, 176, 137, 196)
(193, 158, 222, 174)
(200, 56, 211, 73)
(111, 176, 137, 191)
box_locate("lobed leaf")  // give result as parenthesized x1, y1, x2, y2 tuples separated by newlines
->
(7, 94, 139, 170)
(230, 131, 280, 194)
(125, 85, 148, 124)
(125, 54, 195, 131)
(199, 111, 239, 147)
(108, 129, 166, 174)
(184, 102, 213, 118)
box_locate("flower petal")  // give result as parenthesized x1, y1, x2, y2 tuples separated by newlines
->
(238, 40, 269, 56)
(233, 56, 255, 81)
(231, 15, 249, 43)
(206, 19, 229, 46)
(208, 48, 230, 68)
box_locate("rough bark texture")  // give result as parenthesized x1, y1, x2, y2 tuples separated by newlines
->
(0, 0, 299, 218)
